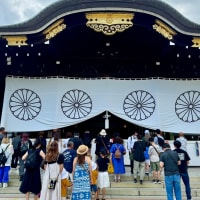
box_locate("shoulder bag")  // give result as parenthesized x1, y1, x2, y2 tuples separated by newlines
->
(152, 145, 160, 156)
(101, 138, 110, 155)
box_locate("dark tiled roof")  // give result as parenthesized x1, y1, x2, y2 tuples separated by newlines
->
(0, 0, 200, 35)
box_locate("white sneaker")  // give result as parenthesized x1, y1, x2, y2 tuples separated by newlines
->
(3, 183, 8, 188)
(157, 180, 162, 184)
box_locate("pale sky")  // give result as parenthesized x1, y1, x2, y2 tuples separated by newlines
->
(0, 0, 200, 26)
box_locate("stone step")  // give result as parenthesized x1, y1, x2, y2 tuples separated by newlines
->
(4, 168, 199, 200)
(8, 178, 200, 189)
(9, 171, 200, 180)
(0, 196, 199, 200)
(1, 184, 200, 197)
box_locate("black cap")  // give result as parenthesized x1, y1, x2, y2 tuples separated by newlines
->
(174, 140, 181, 148)
(162, 143, 170, 149)
(149, 137, 154, 142)
(156, 129, 160, 134)
(99, 150, 107, 155)
(0, 127, 5, 131)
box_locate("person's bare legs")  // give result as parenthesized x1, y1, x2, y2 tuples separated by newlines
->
(25, 192, 30, 200)
(153, 170, 157, 181)
(96, 188, 100, 199)
(115, 174, 120, 182)
(94, 191, 98, 200)
(102, 187, 106, 199)
(117, 174, 121, 182)
(34, 194, 38, 200)
(157, 170, 161, 181)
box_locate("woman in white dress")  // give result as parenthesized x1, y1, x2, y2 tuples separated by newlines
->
(40, 141, 64, 200)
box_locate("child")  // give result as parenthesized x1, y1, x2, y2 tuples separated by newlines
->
(61, 168, 73, 200)
(96, 151, 110, 200)
(88, 155, 98, 200)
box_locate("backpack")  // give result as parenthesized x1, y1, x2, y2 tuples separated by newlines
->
(0, 144, 9, 166)
(114, 145, 122, 159)
(157, 136, 164, 147)
(25, 149, 37, 169)
(20, 141, 29, 156)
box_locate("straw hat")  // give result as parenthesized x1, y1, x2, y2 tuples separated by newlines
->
(99, 129, 107, 136)
(77, 145, 88, 155)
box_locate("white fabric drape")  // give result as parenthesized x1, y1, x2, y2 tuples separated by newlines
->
(1, 76, 200, 134)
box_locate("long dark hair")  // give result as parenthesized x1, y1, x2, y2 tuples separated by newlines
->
(77, 154, 86, 165)
(114, 136, 123, 144)
(45, 141, 59, 162)
(33, 138, 41, 149)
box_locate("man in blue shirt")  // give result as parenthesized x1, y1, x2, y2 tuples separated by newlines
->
(63, 141, 76, 181)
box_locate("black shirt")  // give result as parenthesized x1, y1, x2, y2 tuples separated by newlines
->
(174, 148, 190, 173)
(95, 135, 110, 155)
(45, 153, 64, 164)
(96, 156, 109, 172)
(133, 140, 146, 162)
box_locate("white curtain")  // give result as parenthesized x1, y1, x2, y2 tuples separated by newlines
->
(1, 76, 200, 134)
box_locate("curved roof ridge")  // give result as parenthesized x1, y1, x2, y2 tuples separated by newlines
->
(0, 0, 200, 35)
(142, 0, 199, 25)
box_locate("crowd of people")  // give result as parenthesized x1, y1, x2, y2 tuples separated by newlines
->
(127, 129, 192, 200)
(0, 126, 193, 200)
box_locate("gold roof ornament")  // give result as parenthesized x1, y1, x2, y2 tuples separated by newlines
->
(153, 20, 176, 40)
(2, 35, 27, 46)
(86, 12, 134, 36)
(192, 37, 200, 48)
(43, 19, 66, 40)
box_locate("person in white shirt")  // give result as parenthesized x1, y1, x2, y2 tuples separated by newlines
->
(148, 137, 161, 184)
(0, 137, 14, 188)
(127, 132, 138, 174)
(176, 132, 187, 152)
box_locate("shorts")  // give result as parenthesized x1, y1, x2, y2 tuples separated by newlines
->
(150, 161, 160, 172)
(91, 184, 98, 192)
(61, 178, 73, 197)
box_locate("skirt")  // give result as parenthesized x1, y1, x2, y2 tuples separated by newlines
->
(97, 172, 110, 189)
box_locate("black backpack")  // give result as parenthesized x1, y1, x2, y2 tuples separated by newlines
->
(0, 144, 9, 166)
(25, 149, 37, 169)
(157, 136, 164, 147)
(20, 141, 29, 156)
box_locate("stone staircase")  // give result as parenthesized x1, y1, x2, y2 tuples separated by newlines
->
(0, 167, 200, 200)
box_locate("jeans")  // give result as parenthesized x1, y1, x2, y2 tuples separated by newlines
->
(0, 166, 10, 183)
(180, 172, 192, 200)
(19, 156, 25, 176)
(129, 152, 134, 173)
(164, 174, 182, 200)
